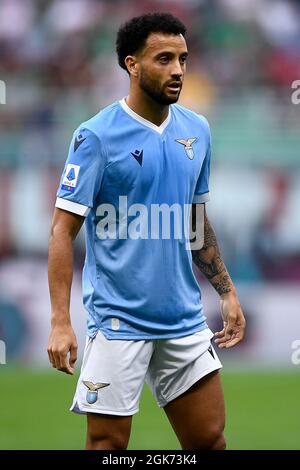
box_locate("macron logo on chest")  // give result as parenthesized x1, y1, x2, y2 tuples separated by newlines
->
(131, 149, 143, 166)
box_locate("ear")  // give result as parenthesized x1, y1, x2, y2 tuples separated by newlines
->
(124, 55, 139, 77)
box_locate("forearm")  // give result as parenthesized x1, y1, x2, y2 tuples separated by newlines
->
(192, 210, 235, 297)
(48, 229, 74, 327)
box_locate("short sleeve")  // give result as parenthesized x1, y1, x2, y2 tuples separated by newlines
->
(55, 128, 105, 216)
(193, 116, 211, 204)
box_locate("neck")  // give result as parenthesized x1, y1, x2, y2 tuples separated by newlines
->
(126, 86, 169, 127)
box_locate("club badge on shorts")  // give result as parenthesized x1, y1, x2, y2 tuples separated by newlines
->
(83, 380, 110, 404)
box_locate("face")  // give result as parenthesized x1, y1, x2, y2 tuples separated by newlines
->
(135, 33, 188, 105)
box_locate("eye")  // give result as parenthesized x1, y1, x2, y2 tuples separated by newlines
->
(159, 56, 169, 64)
(180, 56, 187, 65)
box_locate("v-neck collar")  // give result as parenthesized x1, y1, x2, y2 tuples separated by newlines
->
(119, 97, 171, 135)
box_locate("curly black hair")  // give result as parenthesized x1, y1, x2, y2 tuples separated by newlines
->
(116, 12, 186, 72)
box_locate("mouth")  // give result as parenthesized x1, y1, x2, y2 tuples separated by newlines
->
(166, 82, 182, 92)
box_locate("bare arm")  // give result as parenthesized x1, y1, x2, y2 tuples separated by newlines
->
(48, 208, 84, 374)
(191, 204, 246, 348)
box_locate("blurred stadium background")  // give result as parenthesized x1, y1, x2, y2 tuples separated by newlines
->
(0, 0, 300, 450)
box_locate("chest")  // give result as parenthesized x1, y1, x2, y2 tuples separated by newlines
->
(100, 126, 207, 201)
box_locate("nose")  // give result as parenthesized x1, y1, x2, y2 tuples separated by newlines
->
(171, 60, 183, 79)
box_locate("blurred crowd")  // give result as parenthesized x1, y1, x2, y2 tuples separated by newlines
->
(0, 0, 299, 282)
(1, 0, 300, 91)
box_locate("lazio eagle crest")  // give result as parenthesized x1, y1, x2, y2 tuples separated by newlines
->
(175, 138, 198, 160)
(83, 380, 110, 404)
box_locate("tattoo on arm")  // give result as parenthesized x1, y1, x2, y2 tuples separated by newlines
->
(191, 206, 232, 296)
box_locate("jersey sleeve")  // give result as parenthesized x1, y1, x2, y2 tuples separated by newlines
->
(55, 127, 105, 216)
(193, 116, 211, 204)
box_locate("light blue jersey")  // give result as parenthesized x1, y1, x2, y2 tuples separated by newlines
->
(56, 98, 212, 339)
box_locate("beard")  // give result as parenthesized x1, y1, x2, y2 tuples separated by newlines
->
(139, 67, 182, 105)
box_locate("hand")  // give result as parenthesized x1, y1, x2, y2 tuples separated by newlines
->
(47, 324, 78, 374)
(214, 292, 246, 349)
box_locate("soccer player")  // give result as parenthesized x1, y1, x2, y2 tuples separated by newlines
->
(48, 13, 246, 450)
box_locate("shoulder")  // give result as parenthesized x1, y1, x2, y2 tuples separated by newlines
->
(172, 103, 211, 136)
(70, 101, 121, 157)
(76, 101, 121, 141)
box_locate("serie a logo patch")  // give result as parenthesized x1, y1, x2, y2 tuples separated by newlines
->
(61, 164, 80, 193)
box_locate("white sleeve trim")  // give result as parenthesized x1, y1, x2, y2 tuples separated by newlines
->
(55, 197, 90, 217)
(193, 192, 210, 204)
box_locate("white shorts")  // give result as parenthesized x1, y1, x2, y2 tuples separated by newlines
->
(70, 328, 222, 416)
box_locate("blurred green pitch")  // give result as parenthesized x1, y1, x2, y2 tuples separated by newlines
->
(0, 368, 299, 450)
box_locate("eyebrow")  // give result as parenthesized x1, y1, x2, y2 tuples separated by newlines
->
(154, 51, 189, 58)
